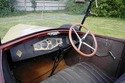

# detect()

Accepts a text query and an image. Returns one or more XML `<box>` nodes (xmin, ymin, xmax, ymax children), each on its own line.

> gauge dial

<box><xmin>41</xmin><ymin>41</ymin><xmax>48</xmax><ymax>48</ymax></box>
<box><xmin>51</xmin><ymin>39</ymin><xmax>57</xmax><ymax>46</ymax></box>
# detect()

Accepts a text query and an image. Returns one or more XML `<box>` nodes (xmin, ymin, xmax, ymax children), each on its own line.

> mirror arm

<box><xmin>79</xmin><ymin>0</ymin><xmax>94</xmax><ymax>30</ymax></box>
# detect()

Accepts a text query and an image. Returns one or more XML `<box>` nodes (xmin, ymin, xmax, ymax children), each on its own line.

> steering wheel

<box><xmin>69</xmin><ymin>24</ymin><xmax>97</xmax><ymax>57</ymax></box>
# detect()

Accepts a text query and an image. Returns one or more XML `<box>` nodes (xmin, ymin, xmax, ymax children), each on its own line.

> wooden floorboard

<box><xmin>13</xmin><ymin>57</ymin><xmax>68</xmax><ymax>83</ymax></box>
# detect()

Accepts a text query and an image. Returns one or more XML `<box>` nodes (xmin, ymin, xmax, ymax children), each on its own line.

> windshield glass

<box><xmin>0</xmin><ymin>0</ymin><xmax>125</xmax><ymax>44</ymax></box>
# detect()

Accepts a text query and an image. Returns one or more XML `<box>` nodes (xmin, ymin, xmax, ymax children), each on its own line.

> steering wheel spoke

<box><xmin>81</xmin><ymin>30</ymin><xmax>90</xmax><ymax>40</ymax></box>
<box><xmin>82</xmin><ymin>42</ymin><xmax>95</xmax><ymax>51</ymax></box>
<box><xmin>78</xmin><ymin>42</ymin><xmax>82</xmax><ymax>50</ymax></box>
<box><xmin>72</xmin><ymin>28</ymin><xmax>81</xmax><ymax>41</ymax></box>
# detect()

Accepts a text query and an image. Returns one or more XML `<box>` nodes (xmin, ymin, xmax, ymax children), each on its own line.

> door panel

<box><xmin>91</xmin><ymin>36</ymin><xmax>124</xmax><ymax>77</ymax></box>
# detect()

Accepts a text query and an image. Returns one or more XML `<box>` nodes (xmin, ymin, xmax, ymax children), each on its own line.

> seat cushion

<box><xmin>41</xmin><ymin>62</ymin><xmax>114</xmax><ymax>83</ymax></box>
<box><xmin>115</xmin><ymin>73</ymin><xmax>125</xmax><ymax>83</ymax></box>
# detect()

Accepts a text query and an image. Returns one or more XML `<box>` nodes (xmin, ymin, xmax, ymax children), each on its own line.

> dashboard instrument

<box><xmin>33</xmin><ymin>38</ymin><xmax>63</xmax><ymax>51</ymax></box>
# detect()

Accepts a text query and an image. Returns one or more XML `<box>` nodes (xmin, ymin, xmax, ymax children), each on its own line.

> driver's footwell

<box><xmin>13</xmin><ymin>58</ymin><xmax>68</xmax><ymax>83</ymax></box>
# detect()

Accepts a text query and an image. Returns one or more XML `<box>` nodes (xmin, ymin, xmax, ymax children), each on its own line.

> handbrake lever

<box><xmin>109</xmin><ymin>51</ymin><xmax>116</xmax><ymax>60</ymax></box>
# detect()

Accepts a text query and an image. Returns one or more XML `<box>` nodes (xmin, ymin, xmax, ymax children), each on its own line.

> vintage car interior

<box><xmin>0</xmin><ymin>0</ymin><xmax>125</xmax><ymax>83</ymax></box>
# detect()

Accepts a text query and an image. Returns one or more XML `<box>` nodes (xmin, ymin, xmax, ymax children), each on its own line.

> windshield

<box><xmin>0</xmin><ymin>0</ymin><xmax>125</xmax><ymax>44</ymax></box>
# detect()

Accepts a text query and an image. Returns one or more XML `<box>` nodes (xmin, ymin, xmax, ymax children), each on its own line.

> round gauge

<box><xmin>57</xmin><ymin>39</ymin><xmax>61</xmax><ymax>44</ymax></box>
<box><xmin>51</xmin><ymin>39</ymin><xmax>57</xmax><ymax>46</ymax></box>
<box><xmin>35</xmin><ymin>43</ymin><xmax>41</xmax><ymax>49</ymax></box>
<box><xmin>41</xmin><ymin>41</ymin><xmax>48</xmax><ymax>48</ymax></box>
<box><xmin>48</xmin><ymin>44</ymin><xmax>52</xmax><ymax>49</ymax></box>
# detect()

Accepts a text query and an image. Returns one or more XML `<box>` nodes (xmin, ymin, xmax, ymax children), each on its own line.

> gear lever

<box><xmin>49</xmin><ymin>45</ymin><xmax>64</xmax><ymax>76</ymax></box>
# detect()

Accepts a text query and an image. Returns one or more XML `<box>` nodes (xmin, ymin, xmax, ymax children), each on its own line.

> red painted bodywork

<box><xmin>0</xmin><ymin>29</ymin><xmax>69</xmax><ymax>51</ymax></box>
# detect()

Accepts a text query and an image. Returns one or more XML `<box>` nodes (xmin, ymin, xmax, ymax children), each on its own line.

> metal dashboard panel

<box><xmin>10</xmin><ymin>39</ymin><xmax>39</xmax><ymax>62</ymax></box>
<box><xmin>10</xmin><ymin>36</ymin><xmax>68</xmax><ymax>62</ymax></box>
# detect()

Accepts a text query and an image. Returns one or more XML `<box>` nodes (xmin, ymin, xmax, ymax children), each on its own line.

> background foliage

<box><xmin>66</xmin><ymin>0</ymin><xmax>87</xmax><ymax>14</ymax></box>
<box><xmin>0</xmin><ymin>0</ymin><xmax>16</xmax><ymax>17</ymax></box>
<box><xmin>66</xmin><ymin>0</ymin><xmax>125</xmax><ymax>18</ymax></box>
<box><xmin>92</xmin><ymin>0</ymin><xmax>125</xmax><ymax>18</ymax></box>
<box><xmin>0</xmin><ymin>0</ymin><xmax>125</xmax><ymax>18</ymax></box>
<box><xmin>30</xmin><ymin>0</ymin><xmax>37</xmax><ymax>11</ymax></box>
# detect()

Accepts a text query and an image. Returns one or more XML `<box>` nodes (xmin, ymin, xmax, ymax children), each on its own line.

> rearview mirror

<box><xmin>75</xmin><ymin>0</ymin><xmax>85</xmax><ymax>3</ymax></box>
